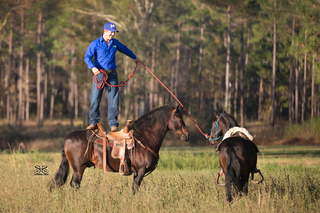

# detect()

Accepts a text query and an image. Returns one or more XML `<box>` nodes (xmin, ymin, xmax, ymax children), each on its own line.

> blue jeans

<box><xmin>89</xmin><ymin>72</ymin><xmax>119</xmax><ymax>128</ymax></box>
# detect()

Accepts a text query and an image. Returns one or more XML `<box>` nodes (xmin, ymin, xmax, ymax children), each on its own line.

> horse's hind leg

<box><xmin>252</xmin><ymin>168</ymin><xmax>264</xmax><ymax>184</ymax></box>
<box><xmin>70</xmin><ymin>165</ymin><xmax>87</xmax><ymax>190</ymax></box>
<box><xmin>49</xmin><ymin>148</ymin><xmax>70</xmax><ymax>191</ymax></box>
<box><xmin>241</xmin><ymin>174</ymin><xmax>250</xmax><ymax>196</ymax></box>
<box><xmin>225</xmin><ymin>172</ymin><xmax>233</xmax><ymax>202</ymax></box>
<box><xmin>132</xmin><ymin>166</ymin><xmax>146</xmax><ymax>195</ymax></box>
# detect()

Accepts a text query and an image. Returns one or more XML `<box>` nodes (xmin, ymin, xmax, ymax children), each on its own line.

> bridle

<box><xmin>209</xmin><ymin>114</ymin><xmax>224</xmax><ymax>141</ymax></box>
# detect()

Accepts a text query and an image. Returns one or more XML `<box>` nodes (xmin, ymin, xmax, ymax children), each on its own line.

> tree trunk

<box><xmin>6</xmin><ymin>21</ymin><xmax>13</xmax><ymax>125</ymax></box>
<box><xmin>124</xmin><ymin>56</ymin><xmax>129</xmax><ymax>121</ymax></box>
<box><xmin>0</xmin><ymin>41</ymin><xmax>3</xmax><ymax>119</ymax></box>
<box><xmin>289</xmin><ymin>14</ymin><xmax>295</xmax><ymax>125</ymax></box>
<box><xmin>240</xmin><ymin>24</ymin><xmax>244</xmax><ymax>127</ymax></box>
<box><xmin>69</xmin><ymin>41</ymin><xmax>76</xmax><ymax>127</ymax></box>
<box><xmin>25</xmin><ymin>58</ymin><xmax>29</xmax><ymax>121</ymax></box>
<box><xmin>302</xmin><ymin>31</ymin><xmax>307</xmax><ymax>122</ymax></box>
<box><xmin>14</xmin><ymin>57</ymin><xmax>18</xmax><ymax>126</ymax></box>
<box><xmin>233</xmin><ymin>63</ymin><xmax>238</xmax><ymax>119</ymax></box>
<box><xmin>68</xmin><ymin>71</ymin><xmax>75</xmax><ymax>127</ymax></box>
<box><xmin>198</xmin><ymin>19</ymin><xmax>204</xmax><ymax>116</ymax></box>
<box><xmin>18</xmin><ymin>9</ymin><xmax>24</xmax><ymax>126</ymax></box>
<box><xmin>174</xmin><ymin>22</ymin><xmax>180</xmax><ymax>103</ymax></box>
<box><xmin>43</xmin><ymin>63</ymin><xmax>47</xmax><ymax>119</ymax></box>
<box><xmin>225</xmin><ymin>5</ymin><xmax>231</xmax><ymax>112</ymax></box>
<box><xmin>149</xmin><ymin>23</ymin><xmax>156</xmax><ymax>111</ymax></box>
<box><xmin>170</xmin><ymin>27</ymin><xmax>177</xmax><ymax>104</ymax></box>
<box><xmin>311</xmin><ymin>55</ymin><xmax>315</xmax><ymax>121</ymax></box>
<box><xmin>75</xmin><ymin>75</ymin><xmax>78</xmax><ymax>119</ymax></box>
<box><xmin>13</xmin><ymin>55</ymin><xmax>19</xmax><ymax>127</ymax></box>
<box><xmin>295</xmin><ymin>49</ymin><xmax>299</xmax><ymax>123</ymax></box>
<box><xmin>258</xmin><ymin>78</ymin><xmax>263</xmax><ymax>121</ymax></box>
<box><xmin>271</xmin><ymin>0</ymin><xmax>277</xmax><ymax>128</ymax></box>
<box><xmin>83</xmin><ymin>70</ymin><xmax>90</xmax><ymax>127</ymax></box>
<box><xmin>134</xmin><ymin>77</ymin><xmax>138</xmax><ymax>120</ymax></box>
<box><xmin>50</xmin><ymin>58</ymin><xmax>56</xmax><ymax>121</ymax></box>
<box><xmin>154</xmin><ymin>38</ymin><xmax>160</xmax><ymax>108</ymax></box>
<box><xmin>37</xmin><ymin>10</ymin><xmax>43</xmax><ymax>128</ymax></box>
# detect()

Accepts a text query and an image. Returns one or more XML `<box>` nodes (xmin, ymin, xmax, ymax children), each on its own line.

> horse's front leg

<box><xmin>216</xmin><ymin>168</ymin><xmax>225</xmax><ymax>186</ymax></box>
<box><xmin>132</xmin><ymin>166</ymin><xmax>146</xmax><ymax>195</ymax></box>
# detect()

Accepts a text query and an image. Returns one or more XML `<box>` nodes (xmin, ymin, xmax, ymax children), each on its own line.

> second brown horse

<box><xmin>208</xmin><ymin>112</ymin><xmax>264</xmax><ymax>202</ymax></box>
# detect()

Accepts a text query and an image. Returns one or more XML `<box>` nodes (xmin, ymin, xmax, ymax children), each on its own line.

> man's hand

<box><xmin>134</xmin><ymin>57</ymin><xmax>139</xmax><ymax>63</ymax></box>
<box><xmin>92</xmin><ymin>67</ymin><xmax>100</xmax><ymax>75</ymax></box>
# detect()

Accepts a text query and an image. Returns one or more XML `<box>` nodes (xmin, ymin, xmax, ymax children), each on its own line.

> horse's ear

<box><xmin>223</xmin><ymin>110</ymin><xmax>227</xmax><ymax>114</ymax></box>
<box><xmin>212</xmin><ymin>111</ymin><xmax>219</xmax><ymax>119</ymax></box>
<box><xmin>175</xmin><ymin>104</ymin><xmax>180</xmax><ymax>111</ymax></box>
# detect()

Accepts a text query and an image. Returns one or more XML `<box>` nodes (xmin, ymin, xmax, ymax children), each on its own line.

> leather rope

<box><xmin>93</xmin><ymin>60</ymin><xmax>210</xmax><ymax>139</ymax></box>
<box><xmin>134</xmin><ymin>136</ymin><xmax>159</xmax><ymax>159</ymax></box>
<box><xmin>94</xmin><ymin>62</ymin><xmax>138</xmax><ymax>89</ymax></box>
<box><xmin>139</xmin><ymin>60</ymin><xmax>210</xmax><ymax>139</ymax></box>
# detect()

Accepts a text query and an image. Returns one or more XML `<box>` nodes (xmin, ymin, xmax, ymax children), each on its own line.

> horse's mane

<box><xmin>222</xmin><ymin>113</ymin><xmax>239</xmax><ymax>129</ymax></box>
<box><xmin>131</xmin><ymin>105</ymin><xmax>175</xmax><ymax>137</ymax></box>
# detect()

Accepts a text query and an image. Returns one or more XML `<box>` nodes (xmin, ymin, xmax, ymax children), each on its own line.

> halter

<box><xmin>209</xmin><ymin>114</ymin><xmax>224</xmax><ymax>141</ymax></box>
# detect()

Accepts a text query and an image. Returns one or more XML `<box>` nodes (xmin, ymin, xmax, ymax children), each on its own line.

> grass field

<box><xmin>0</xmin><ymin>146</ymin><xmax>319</xmax><ymax>213</ymax></box>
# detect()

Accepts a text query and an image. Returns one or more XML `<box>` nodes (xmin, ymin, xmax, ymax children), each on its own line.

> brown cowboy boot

<box><xmin>111</xmin><ymin>126</ymin><xmax>119</xmax><ymax>132</ymax></box>
<box><xmin>86</xmin><ymin>124</ymin><xmax>97</xmax><ymax>130</ymax></box>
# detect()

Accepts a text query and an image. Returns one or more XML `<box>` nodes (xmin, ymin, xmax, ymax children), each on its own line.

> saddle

<box><xmin>85</xmin><ymin>120</ymin><xmax>134</xmax><ymax>175</ymax></box>
<box><xmin>216</xmin><ymin>127</ymin><xmax>259</xmax><ymax>153</ymax></box>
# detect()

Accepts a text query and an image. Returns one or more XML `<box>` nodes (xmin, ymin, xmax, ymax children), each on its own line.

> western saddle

<box><xmin>85</xmin><ymin>120</ymin><xmax>134</xmax><ymax>175</ymax></box>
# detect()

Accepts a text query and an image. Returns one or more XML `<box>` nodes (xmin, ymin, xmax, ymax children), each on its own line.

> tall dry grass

<box><xmin>0</xmin><ymin>147</ymin><xmax>319</xmax><ymax>212</ymax></box>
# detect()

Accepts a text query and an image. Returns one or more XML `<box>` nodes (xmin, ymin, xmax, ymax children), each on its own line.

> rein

<box><xmin>134</xmin><ymin>136</ymin><xmax>159</xmax><ymax>159</ymax></box>
<box><xmin>209</xmin><ymin>114</ymin><xmax>224</xmax><ymax>141</ymax></box>
<box><xmin>134</xmin><ymin>136</ymin><xmax>159</xmax><ymax>177</ymax></box>
<box><xmin>94</xmin><ymin>60</ymin><xmax>210</xmax><ymax>139</ymax></box>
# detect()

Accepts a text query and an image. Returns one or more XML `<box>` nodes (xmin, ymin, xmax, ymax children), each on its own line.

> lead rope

<box><xmin>138</xmin><ymin>60</ymin><xmax>210</xmax><ymax>139</ymax></box>
<box><xmin>94</xmin><ymin>60</ymin><xmax>210</xmax><ymax>139</ymax></box>
<box><xmin>94</xmin><ymin>62</ymin><xmax>139</xmax><ymax>89</ymax></box>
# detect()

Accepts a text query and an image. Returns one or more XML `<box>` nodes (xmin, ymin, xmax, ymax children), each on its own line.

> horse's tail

<box><xmin>49</xmin><ymin>148</ymin><xmax>70</xmax><ymax>191</ymax></box>
<box><xmin>225</xmin><ymin>147</ymin><xmax>241</xmax><ymax>202</ymax></box>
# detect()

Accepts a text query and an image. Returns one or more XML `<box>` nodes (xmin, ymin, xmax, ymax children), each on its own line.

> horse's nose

<box><xmin>182</xmin><ymin>132</ymin><xmax>190</xmax><ymax>142</ymax></box>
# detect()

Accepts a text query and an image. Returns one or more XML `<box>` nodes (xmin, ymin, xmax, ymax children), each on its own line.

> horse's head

<box><xmin>168</xmin><ymin>105</ymin><xmax>190</xmax><ymax>142</ymax></box>
<box><xmin>208</xmin><ymin>113</ymin><xmax>226</xmax><ymax>144</ymax></box>
<box><xmin>208</xmin><ymin>112</ymin><xmax>239</xmax><ymax>145</ymax></box>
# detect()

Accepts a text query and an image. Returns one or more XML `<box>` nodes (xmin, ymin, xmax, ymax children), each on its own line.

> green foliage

<box><xmin>0</xmin><ymin>0</ymin><xmax>319</xmax><ymax>125</ymax></box>
<box><xmin>158</xmin><ymin>148</ymin><xmax>220</xmax><ymax>170</ymax></box>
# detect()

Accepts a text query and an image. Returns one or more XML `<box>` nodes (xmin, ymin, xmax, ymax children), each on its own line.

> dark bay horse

<box><xmin>208</xmin><ymin>112</ymin><xmax>263</xmax><ymax>202</ymax></box>
<box><xmin>49</xmin><ymin>105</ymin><xmax>190</xmax><ymax>194</ymax></box>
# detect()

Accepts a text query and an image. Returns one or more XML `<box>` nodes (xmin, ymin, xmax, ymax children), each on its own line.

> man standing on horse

<box><xmin>84</xmin><ymin>22</ymin><xmax>139</xmax><ymax>132</ymax></box>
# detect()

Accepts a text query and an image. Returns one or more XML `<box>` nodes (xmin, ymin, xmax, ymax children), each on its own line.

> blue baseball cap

<box><xmin>104</xmin><ymin>22</ymin><xmax>119</xmax><ymax>32</ymax></box>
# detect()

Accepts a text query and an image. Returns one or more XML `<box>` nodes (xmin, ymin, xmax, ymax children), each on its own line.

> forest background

<box><xmin>1</xmin><ymin>0</ymin><xmax>320</xmax><ymax>149</ymax></box>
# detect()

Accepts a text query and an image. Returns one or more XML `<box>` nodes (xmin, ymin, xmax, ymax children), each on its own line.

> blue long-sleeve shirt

<box><xmin>84</xmin><ymin>35</ymin><xmax>136</xmax><ymax>70</ymax></box>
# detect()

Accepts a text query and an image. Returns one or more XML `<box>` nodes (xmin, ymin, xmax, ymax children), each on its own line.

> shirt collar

<box><xmin>100</xmin><ymin>35</ymin><xmax>113</xmax><ymax>44</ymax></box>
